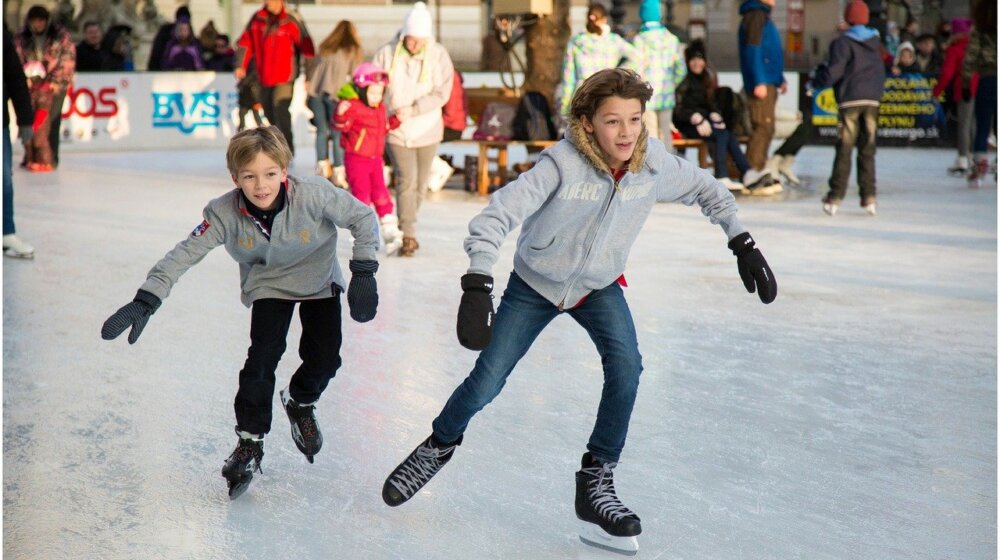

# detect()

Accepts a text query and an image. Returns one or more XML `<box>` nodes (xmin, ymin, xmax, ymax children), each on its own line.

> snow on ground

<box><xmin>3</xmin><ymin>144</ymin><xmax>996</xmax><ymax>559</ymax></box>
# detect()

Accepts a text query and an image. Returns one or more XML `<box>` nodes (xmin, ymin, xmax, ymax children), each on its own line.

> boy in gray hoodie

<box><xmin>101</xmin><ymin>126</ymin><xmax>381</xmax><ymax>499</ymax></box>
<box><xmin>381</xmin><ymin>68</ymin><xmax>777</xmax><ymax>553</ymax></box>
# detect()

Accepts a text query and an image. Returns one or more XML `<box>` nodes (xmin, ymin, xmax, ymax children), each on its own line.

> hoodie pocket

<box><xmin>519</xmin><ymin>235</ymin><xmax>574</xmax><ymax>282</ymax></box>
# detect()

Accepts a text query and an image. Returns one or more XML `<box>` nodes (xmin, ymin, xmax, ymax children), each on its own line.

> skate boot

<box><xmin>743</xmin><ymin>169</ymin><xmax>782</xmax><ymax>196</ymax></box>
<box><xmin>968</xmin><ymin>155</ymin><xmax>990</xmax><ymax>188</ymax></box>
<box><xmin>576</xmin><ymin>452</ymin><xmax>641</xmax><ymax>556</ymax></box>
<box><xmin>382</xmin><ymin>434</ymin><xmax>462</xmax><ymax>506</ymax></box>
<box><xmin>822</xmin><ymin>196</ymin><xmax>840</xmax><ymax>216</ymax></box>
<box><xmin>380</xmin><ymin>214</ymin><xmax>404</xmax><ymax>255</ymax></box>
<box><xmin>948</xmin><ymin>155</ymin><xmax>971</xmax><ymax>176</ymax></box>
<box><xmin>3</xmin><ymin>234</ymin><xmax>35</xmax><ymax>259</ymax></box>
<box><xmin>315</xmin><ymin>159</ymin><xmax>332</xmax><ymax>180</ymax></box>
<box><xmin>332</xmin><ymin>165</ymin><xmax>348</xmax><ymax>189</ymax></box>
<box><xmin>776</xmin><ymin>155</ymin><xmax>800</xmax><ymax>185</ymax></box>
<box><xmin>280</xmin><ymin>388</ymin><xmax>322</xmax><ymax>463</ymax></box>
<box><xmin>221</xmin><ymin>428</ymin><xmax>264</xmax><ymax>500</ymax></box>
<box><xmin>861</xmin><ymin>196</ymin><xmax>877</xmax><ymax>216</ymax></box>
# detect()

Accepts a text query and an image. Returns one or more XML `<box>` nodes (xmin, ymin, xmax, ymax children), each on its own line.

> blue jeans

<box><xmin>432</xmin><ymin>272</ymin><xmax>644</xmax><ymax>463</ymax></box>
<box><xmin>307</xmin><ymin>95</ymin><xmax>343</xmax><ymax>166</ymax></box>
<box><xmin>973</xmin><ymin>75</ymin><xmax>997</xmax><ymax>154</ymax></box>
<box><xmin>3</xmin><ymin>128</ymin><xmax>15</xmax><ymax>236</ymax></box>
<box><xmin>711</xmin><ymin>128</ymin><xmax>750</xmax><ymax>179</ymax></box>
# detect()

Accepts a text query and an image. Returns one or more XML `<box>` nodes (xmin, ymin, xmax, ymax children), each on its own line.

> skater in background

<box><xmin>382</xmin><ymin>68</ymin><xmax>777</xmax><ymax>554</ymax></box>
<box><xmin>100</xmin><ymin>126</ymin><xmax>381</xmax><ymax>499</ymax></box>
<box><xmin>673</xmin><ymin>39</ymin><xmax>762</xmax><ymax>194</ymax></box>
<box><xmin>932</xmin><ymin>17</ymin><xmax>977</xmax><ymax>177</ymax></box>
<box><xmin>812</xmin><ymin>0</ymin><xmax>886</xmax><ymax>216</ymax></box>
<box><xmin>333</xmin><ymin>63</ymin><xmax>404</xmax><ymax>255</ymax></box>
<box><xmin>629</xmin><ymin>0</ymin><xmax>686</xmax><ymax>143</ymax></box>
<box><xmin>306</xmin><ymin>19</ymin><xmax>362</xmax><ymax>186</ymax></box>
<box><xmin>159</xmin><ymin>17</ymin><xmax>203</xmax><ymax>71</ymax></box>
<box><xmin>236</xmin><ymin>62</ymin><xmax>266</xmax><ymax>131</ymax></box>
<box><xmin>4</xmin><ymin>26</ymin><xmax>36</xmax><ymax>259</ymax></box>
<box><xmin>372</xmin><ymin>1</ymin><xmax>454</xmax><ymax>257</ymax></box>
<box><xmin>963</xmin><ymin>0</ymin><xmax>996</xmax><ymax>188</ymax></box>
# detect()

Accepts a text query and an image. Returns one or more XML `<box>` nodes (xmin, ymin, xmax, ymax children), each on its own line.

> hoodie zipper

<box><xmin>556</xmin><ymin>172</ymin><xmax>621</xmax><ymax>310</ymax></box>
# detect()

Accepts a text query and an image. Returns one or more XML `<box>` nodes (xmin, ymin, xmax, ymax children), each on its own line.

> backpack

<box><xmin>473</xmin><ymin>101</ymin><xmax>517</xmax><ymax>141</ymax></box>
<box><xmin>713</xmin><ymin>86</ymin><xmax>753</xmax><ymax>138</ymax></box>
<box><xmin>512</xmin><ymin>91</ymin><xmax>557</xmax><ymax>141</ymax></box>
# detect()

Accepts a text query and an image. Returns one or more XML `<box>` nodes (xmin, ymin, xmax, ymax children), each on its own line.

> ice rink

<box><xmin>3</xmin><ymin>144</ymin><xmax>996</xmax><ymax>559</ymax></box>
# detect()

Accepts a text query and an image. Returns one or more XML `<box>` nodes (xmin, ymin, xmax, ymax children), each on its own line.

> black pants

<box><xmin>49</xmin><ymin>89</ymin><xmax>66</xmax><ymax>167</ymax></box>
<box><xmin>261</xmin><ymin>82</ymin><xmax>295</xmax><ymax>155</ymax></box>
<box><xmin>827</xmin><ymin>105</ymin><xmax>878</xmax><ymax>203</ymax></box>
<box><xmin>234</xmin><ymin>296</ymin><xmax>342</xmax><ymax>435</ymax></box>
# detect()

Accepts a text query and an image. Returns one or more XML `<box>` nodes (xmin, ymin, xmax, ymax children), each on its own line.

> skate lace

<box><xmin>230</xmin><ymin>441</ymin><xmax>263</xmax><ymax>474</ymax></box>
<box><xmin>582</xmin><ymin>462</ymin><xmax>636</xmax><ymax>523</ymax></box>
<box><xmin>390</xmin><ymin>441</ymin><xmax>456</xmax><ymax>497</ymax></box>
<box><xmin>294</xmin><ymin>407</ymin><xmax>319</xmax><ymax>439</ymax></box>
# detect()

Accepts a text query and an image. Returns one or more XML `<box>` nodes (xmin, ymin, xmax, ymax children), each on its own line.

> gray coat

<box><xmin>306</xmin><ymin>49</ymin><xmax>357</xmax><ymax>99</ymax></box>
<box><xmin>140</xmin><ymin>174</ymin><xmax>379</xmax><ymax>307</ymax></box>
<box><xmin>465</xmin><ymin>120</ymin><xmax>745</xmax><ymax>308</ymax></box>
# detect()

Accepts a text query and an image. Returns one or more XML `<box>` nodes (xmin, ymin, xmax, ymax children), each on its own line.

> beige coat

<box><xmin>372</xmin><ymin>37</ymin><xmax>454</xmax><ymax>148</ymax></box>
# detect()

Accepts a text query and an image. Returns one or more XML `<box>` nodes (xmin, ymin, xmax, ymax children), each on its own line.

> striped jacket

<box><xmin>556</xmin><ymin>31</ymin><xmax>639</xmax><ymax>115</ymax></box>
<box><xmin>629</xmin><ymin>25</ymin><xmax>687</xmax><ymax>111</ymax></box>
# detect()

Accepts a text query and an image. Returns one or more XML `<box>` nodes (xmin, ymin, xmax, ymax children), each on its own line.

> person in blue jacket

<box><xmin>380</xmin><ymin>68</ymin><xmax>778</xmax><ymax>552</ymax></box>
<box><xmin>738</xmin><ymin>0</ymin><xmax>786</xmax><ymax>194</ymax></box>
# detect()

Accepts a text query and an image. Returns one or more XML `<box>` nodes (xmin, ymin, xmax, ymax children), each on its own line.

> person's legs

<box><xmin>28</xmin><ymin>89</ymin><xmax>54</xmax><ymax>167</ymax></box>
<box><xmin>567</xmin><ymin>282</ymin><xmax>643</xmax><ymax>463</ymax></box>
<box><xmin>657</xmin><ymin>108</ymin><xmax>673</xmax><ymax>144</ymax></box>
<box><xmin>413</xmin><ymin>143</ymin><xmax>438</xmax><ymax>213</ymax></box>
<box><xmin>956</xmin><ymin>98</ymin><xmax>974</xmax><ymax>162</ymax></box>
<box><xmin>48</xmin><ymin>88</ymin><xmax>66</xmax><ymax>167</ymax></box>
<box><xmin>856</xmin><ymin>106</ymin><xmax>879</xmax><ymax>204</ymax></box>
<box><xmin>826</xmin><ymin>107</ymin><xmax>862</xmax><ymax>203</ymax></box>
<box><xmin>745</xmin><ymin>85</ymin><xmax>777</xmax><ymax>170</ymax></box>
<box><xmin>287</xmin><ymin>296</ymin><xmax>342</xmax><ymax>404</ymax></box>
<box><xmin>307</xmin><ymin>95</ymin><xmax>331</xmax><ymax>162</ymax></box>
<box><xmin>344</xmin><ymin>153</ymin><xmax>374</xmax><ymax>205</ymax></box>
<box><xmin>367</xmin><ymin>154</ymin><xmax>396</xmax><ymax>218</ymax></box>
<box><xmin>234</xmin><ymin>299</ymin><xmax>296</xmax><ymax>434</ymax></box>
<box><xmin>263</xmin><ymin>83</ymin><xmax>295</xmax><ymax>155</ymax></box>
<box><xmin>725</xmin><ymin>128</ymin><xmax>752</xmax><ymax>176</ymax></box>
<box><xmin>710</xmin><ymin>128</ymin><xmax>731</xmax><ymax>178</ymax></box>
<box><xmin>972</xmin><ymin>75</ymin><xmax>997</xmax><ymax>154</ymax></box>
<box><xmin>431</xmin><ymin>272</ymin><xmax>561</xmax><ymax>444</ymax></box>
<box><xmin>387</xmin><ymin>144</ymin><xmax>418</xmax><ymax>237</ymax></box>
<box><xmin>3</xmin><ymin>128</ymin><xmax>14</xmax><ymax>236</ymax></box>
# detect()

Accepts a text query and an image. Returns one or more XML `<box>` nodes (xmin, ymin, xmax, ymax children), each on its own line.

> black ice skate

<box><xmin>280</xmin><ymin>388</ymin><xmax>322</xmax><ymax>463</ymax></box>
<box><xmin>221</xmin><ymin>428</ymin><xmax>264</xmax><ymax>500</ymax></box>
<box><xmin>382</xmin><ymin>434</ymin><xmax>462</xmax><ymax>507</ymax></box>
<box><xmin>575</xmin><ymin>452</ymin><xmax>641</xmax><ymax>556</ymax></box>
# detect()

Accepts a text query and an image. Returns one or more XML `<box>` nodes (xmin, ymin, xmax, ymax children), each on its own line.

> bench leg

<box><xmin>478</xmin><ymin>143</ymin><xmax>490</xmax><ymax>196</ymax></box>
<box><xmin>497</xmin><ymin>146</ymin><xmax>508</xmax><ymax>187</ymax></box>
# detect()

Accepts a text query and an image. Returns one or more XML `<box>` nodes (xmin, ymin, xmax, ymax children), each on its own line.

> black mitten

<box><xmin>101</xmin><ymin>289</ymin><xmax>162</xmax><ymax>344</ymax></box>
<box><xmin>728</xmin><ymin>232</ymin><xmax>777</xmax><ymax>304</ymax></box>
<box><xmin>457</xmin><ymin>273</ymin><xmax>495</xmax><ymax>350</ymax></box>
<box><xmin>347</xmin><ymin>259</ymin><xmax>379</xmax><ymax>322</ymax></box>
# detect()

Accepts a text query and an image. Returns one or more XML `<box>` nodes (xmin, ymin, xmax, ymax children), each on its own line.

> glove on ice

<box><xmin>728</xmin><ymin>232</ymin><xmax>777</xmax><ymax>304</ymax></box>
<box><xmin>347</xmin><ymin>259</ymin><xmax>379</xmax><ymax>322</ymax></box>
<box><xmin>101</xmin><ymin>289</ymin><xmax>162</xmax><ymax>344</ymax></box>
<box><xmin>457</xmin><ymin>273</ymin><xmax>495</xmax><ymax>350</ymax></box>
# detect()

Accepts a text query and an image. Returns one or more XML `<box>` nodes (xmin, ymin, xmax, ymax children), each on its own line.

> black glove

<box><xmin>457</xmin><ymin>273</ymin><xmax>495</xmax><ymax>350</ymax></box>
<box><xmin>101</xmin><ymin>289</ymin><xmax>162</xmax><ymax>344</ymax></box>
<box><xmin>347</xmin><ymin>259</ymin><xmax>379</xmax><ymax>322</ymax></box>
<box><xmin>728</xmin><ymin>232</ymin><xmax>777</xmax><ymax>304</ymax></box>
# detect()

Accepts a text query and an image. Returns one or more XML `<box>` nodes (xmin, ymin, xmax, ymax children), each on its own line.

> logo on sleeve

<box><xmin>191</xmin><ymin>220</ymin><xmax>211</xmax><ymax>237</ymax></box>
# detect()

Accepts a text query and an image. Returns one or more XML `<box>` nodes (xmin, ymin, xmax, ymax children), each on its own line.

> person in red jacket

<box><xmin>234</xmin><ymin>0</ymin><xmax>314</xmax><ymax>155</ymax></box>
<box><xmin>932</xmin><ymin>17</ymin><xmax>978</xmax><ymax>176</ymax></box>
<box><xmin>334</xmin><ymin>63</ymin><xmax>403</xmax><ymax>254</ymax></box>
<box><xmin>442</xmin><ymin>69</ymin><xmax>468</xmax><ymax>141</ymax></box>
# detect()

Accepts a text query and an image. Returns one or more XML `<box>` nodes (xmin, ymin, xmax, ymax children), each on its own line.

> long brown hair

<box><xmin>319</xmin><ymin>20</ymin><xmax>362</xmax><ymax>63</ymax></box>
<box><xmin>585</xmin><ymin>3</ymin><xmax>608</xmax><ymax>35</ymax></box>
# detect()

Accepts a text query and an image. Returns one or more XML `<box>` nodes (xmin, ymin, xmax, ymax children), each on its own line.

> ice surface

<box><xmin>3</xmin><ymin>145</ymin><xmax>996</xmax><ymax>559</ymax></box>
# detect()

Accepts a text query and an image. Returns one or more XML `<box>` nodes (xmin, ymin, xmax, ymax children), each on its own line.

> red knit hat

<box><xmin>844</xmin><ymin>0</ymin><xmax>869</xmax><ymax>25</ymax></box>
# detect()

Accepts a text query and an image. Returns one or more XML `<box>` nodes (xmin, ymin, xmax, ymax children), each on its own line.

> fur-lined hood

<box><xmin>564</xmin><ymin>117</ymin><xmax>650</xmax><ymax>177</ymax></box>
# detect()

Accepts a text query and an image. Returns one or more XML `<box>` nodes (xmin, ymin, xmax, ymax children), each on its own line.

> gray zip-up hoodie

<box><xmin>140</xmin><ymin>174</ymin><xmax>379</xmax><ymax>307</ymax></box>
<box><xmin>465</xmin><ymin>120</ymin><xmax>746</xmax><ymax>308</ymax></box>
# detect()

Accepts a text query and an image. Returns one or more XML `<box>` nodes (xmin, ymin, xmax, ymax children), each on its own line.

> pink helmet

<box><xmin>352</xmin><ymin>63</ymin><xmax>389</xmax><ymax>87</ymax></box>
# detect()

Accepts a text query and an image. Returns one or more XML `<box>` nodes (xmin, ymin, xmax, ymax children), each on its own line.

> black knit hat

<box><xmin>684</xmin><ymin>39</ymin><xmax>706</xmax><ymax>63</ymax></box>
<box><xmin>26</xmin><ymin>5</ymin><xmax>50</xmax><ymax>21</ymax></box>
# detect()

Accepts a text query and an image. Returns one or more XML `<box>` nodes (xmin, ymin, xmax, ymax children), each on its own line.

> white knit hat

<box><xmin>402</xmin><ymin>1</ymin><xmax>433</xmax><ymax>38</ymax></box>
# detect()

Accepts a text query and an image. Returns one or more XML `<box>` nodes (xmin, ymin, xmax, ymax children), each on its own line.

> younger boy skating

<box><xmin>381</xmin><ymin>68</ymin><xmax>777</xmax><ymax>555</ymax></box>
<box><xmin>101</xmin><ymin>126</ymin><xmax>381</xmax><ymax>499</ymax></box>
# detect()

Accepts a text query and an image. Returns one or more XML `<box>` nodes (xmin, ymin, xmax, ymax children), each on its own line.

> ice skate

<box><xmin>861</xmin><ymin>197</ymin><xmax>877</xmax><ymax>216</ymax></box>
<box><xmin>743</xmin><ymin>169</ymin><xmax>782</xmax><ymax>196</ymax></box>
<box><xmin>379</xmin><ymin>214</ymin><xmax>404</xmax><ymax>256</ymax></box>
<box><xmin>315</xmin><ymin>159</ymin><xmax>332</xmax><ymax>180</ymax></box>
<box><xmin>280</xmin><ymin>388</ymin><xmax>322</xmax><ymax>463</ymax></box>
<box><xmin>575</xmin><ymin>452</ymin><xmax>641</xmax><ymax>556</ymax></box>
<box><xmin>968</xmin><ymin>156</ymin><xmax>990</xmax><ymax>189</ymax></box>
<box><xmin>332</xmin><ymin>165</ymin><xmax>348</xmax><ymax>189</ymax></box>
<box><xmin>3</xmin><ymin>234</ymin><xmax>35</xmax><ymax>259</ymax></box>
<box><xmin>718</xmin><ymin>177</ymin><xmax>747</xmax><ymax>194</ymax></box>
<box><xmin>382</xmin><ymin>434</ymin><xmax>462</xmax><ymax>506</ymax></box>
<box><xmin>776</xmin><ymin>155</ymin><xmax>801</xmax><ymax>185</ymax></box>
<box><xmin>822</xmin><ymin>196</ymin><xmax>840</xmax><ymax>216</ymax></box>
<box><xmin>221</xmin><ymin>428</ymin><xmax>264</xmax><ymax>500</ymax></box>
<box><xmin>947</xmin><ymin>156</ymin><xmax>970</xmax><ymax>177</ymax></box>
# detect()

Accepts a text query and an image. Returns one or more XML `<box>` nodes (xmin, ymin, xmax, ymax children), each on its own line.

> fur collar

<box><xmin>566</xmin><ymin>117</ymin><xmax>649</xmax><ymax>176</ymax></box>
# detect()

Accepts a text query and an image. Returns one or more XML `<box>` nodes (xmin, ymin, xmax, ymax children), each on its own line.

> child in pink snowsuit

<box><xmin>334</xmin><ymin>63</ymin><xmax>403</xmax><ymax>253</ymax></box>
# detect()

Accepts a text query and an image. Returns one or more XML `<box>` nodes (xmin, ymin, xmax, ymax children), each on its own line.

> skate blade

<box><xmin>578</xmin><ymin>522</ymin><xmax>639</xmax><ymax>556</ymax></box>
<box><xmin>306</xmin><ymin>455</ymin><xmax>314</xmax><ymax>464</ymax></box>
<box><xmin>227</xmin><ymin>477</ymin><xmax>252</xmax><ymax>500</ymax></box>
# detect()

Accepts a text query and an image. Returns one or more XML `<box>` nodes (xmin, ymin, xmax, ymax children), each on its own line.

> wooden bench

<box><xmin>447</xmin><ymin>139</ymin><xmax>557</xmax><ymax>195</ymax></box>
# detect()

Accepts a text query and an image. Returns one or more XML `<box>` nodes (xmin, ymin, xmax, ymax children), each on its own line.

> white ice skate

<box><xmin>380</xmin><ymin>214</ymin><xmax>404</xmax><ymax>256</ymax></box>
<box><xmin>578</xmin><ymin>520</ymin><xmax>640</xmax><ymax>556</ymax></box>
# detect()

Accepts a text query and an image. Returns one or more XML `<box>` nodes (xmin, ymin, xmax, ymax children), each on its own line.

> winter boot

<box><xmin>576</xmin><ymin>452</ymin><xmax>641</xmax><ymax>555</ymax></box>
<box><xmin>315</xmin><ymin>159</ymin><xmax>332</xmax><ymax>180</ymax></box>
<box><xmin>399</xmin><ymin>236</ymin><xmax>419</xmax><ymax>257</ymax></box>
<box><xmin>3</xmin><ymin>234</ymin><xmax>35</xmax><ymax>259</ymax></box>
<box><xmin>382</xmin><ymin>434</ymin><xmax>462</xmax><ymax>507</ymax></box>
<box><xmin>221</xmin><ymin>427</ymin><xmax>264</xmax><ymax>500</ymax></box>
<box><xmin>280</xmin><ymin>388</ymin><xmax>322</xmax><ymax>463</ymax></box>
<box><xmin>380</xmin><ymin>214</ymin><xmax>404</xmax><ymax>255</ymax></box>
